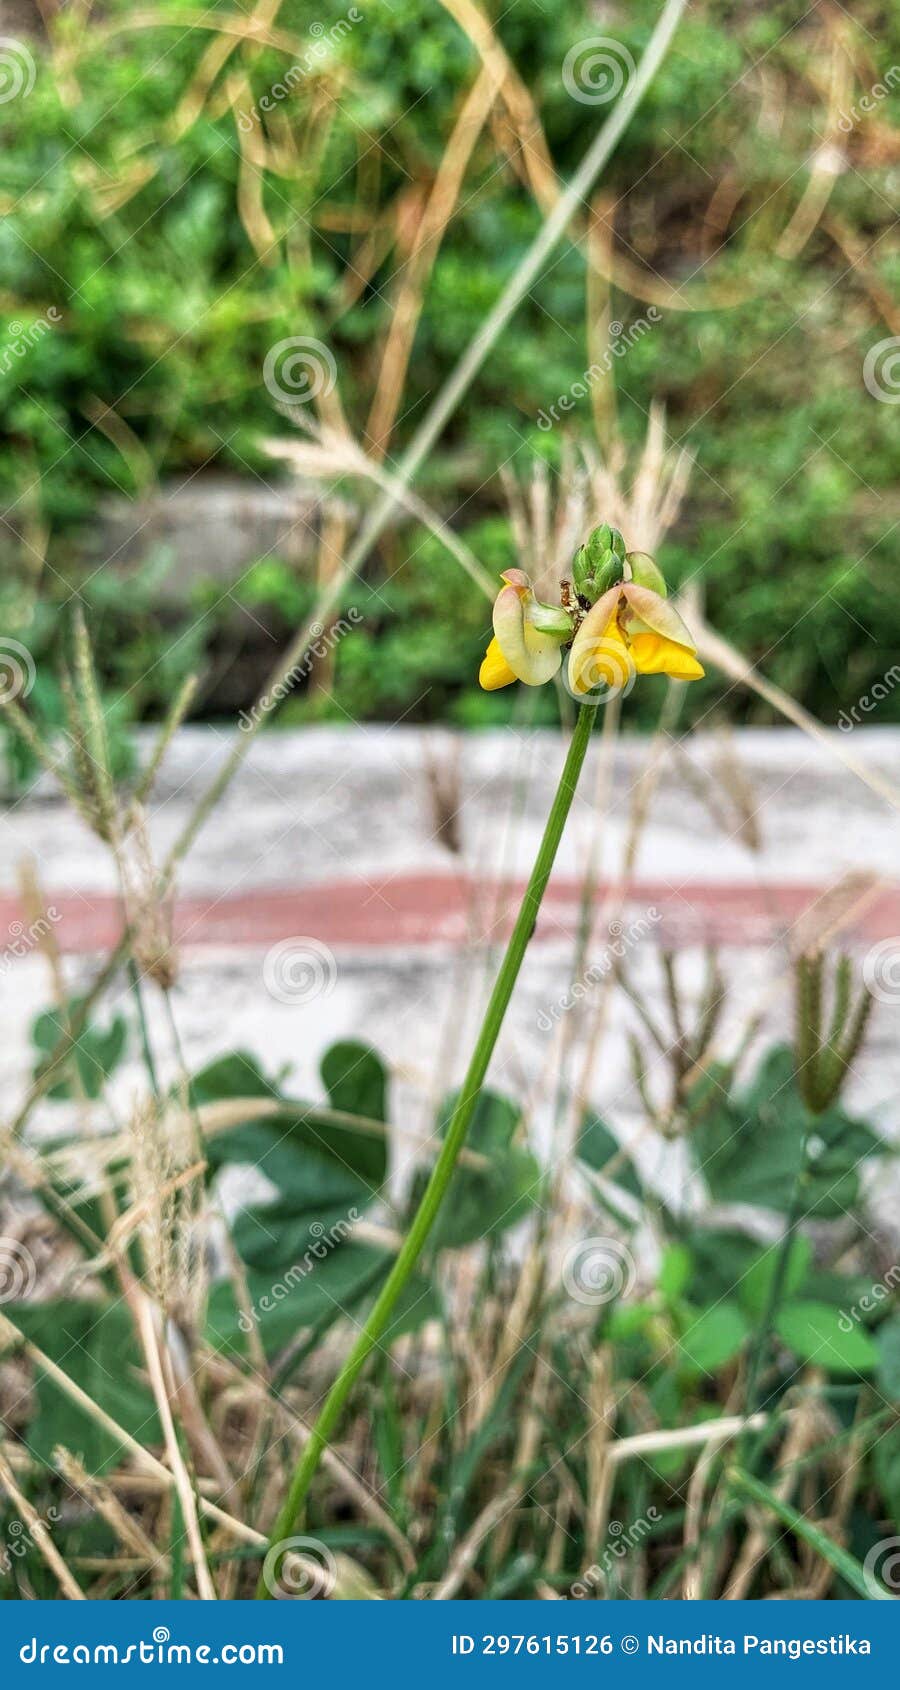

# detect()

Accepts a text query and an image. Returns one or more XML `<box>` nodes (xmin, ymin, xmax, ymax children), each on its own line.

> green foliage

<box><xmin>577</xmin><ymin>1112</ymin><xmax>642</xmax><ymax>1199</ymax></box>
<box><xmin>6</xmin><ymin>1302</ymin><xmax>159</xmax><ymax>1472</ymax></box>
<box><xmin>413</xmin><ymin>1087</ymin><xmax>540</xmax><ymax>1249</ymax></box>
<box><xmin>774</xmin><ymin>1302</ymin><xmax>879</xmax><ymax>1376</ymax></box>
<box><xmin>31</xmin><ymin>997</ymin><xmax>128</xmax><ymax>1101</ymax></box>
<box><xmin>9</xmin><ymin>1008</ymin><xmax>900</xmax><ymax>1594</ymax></box>
<box><xmin>193</xmin><ymin>1047</ymin><xmax>539</xmax><ymax>1357</ymax></box>
<box><xmin>687</xmin><ymin>1045</ymin><xmax>885</xmax><ymax>1217</ymax></box>
<box><xmin>677</xmin><ymin>1303</ymin><xmax>749</xmax><ymax>1377</ymax></box>
<box><xmin>1</xmin><ymin>0</ymin><xmax>897</xmax><ymax>733</ymax></box>
<box><xmin>875</xmin><ymin>1316</ymin><xmax>900</xmax><ymax>1401</ymax></box>
<box><xmin>739</xmin><ymin>1235</ymin><xmax>813</xmax><ymax>1320</ymax></box>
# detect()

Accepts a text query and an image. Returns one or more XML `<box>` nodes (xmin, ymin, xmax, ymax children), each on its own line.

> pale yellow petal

<box><xmin>567</xmin><ymin>617</ymin><xmax>634</xmax><ymax>696</ymax></box>
<box><xmin>621</xmin><ymin>583</ymin><xmax>697</xmax><ymax>651</ymax></box>
<box><xmin>492</xmin><ymin>584</ymin><xmax>563</xmax><ymax>686</ymax></box>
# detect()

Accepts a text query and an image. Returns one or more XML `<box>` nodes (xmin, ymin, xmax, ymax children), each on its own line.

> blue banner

<box><xmin>1</xmin><ymin>1600</ymin><xmax>896</xmax><ymax>1685</ymax></box>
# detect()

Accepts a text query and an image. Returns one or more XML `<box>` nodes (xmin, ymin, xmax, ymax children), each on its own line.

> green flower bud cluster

<box><xmin>572</xmin><ymin>524</ymin><xmax>626</xmax><ymax>604</ymax></box>
<box><xmin>572</xmin><ymin>526</ymin><xmax>669</xmax><ymax>604</ymax></box>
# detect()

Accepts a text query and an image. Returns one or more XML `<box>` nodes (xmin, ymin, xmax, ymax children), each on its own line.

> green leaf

<box><xmin>413</xmin><ymin>1087</ymin><xmax>538</xmax><ymax>1248</ymax></box>
<box><xmin>876</xmin><ymin>1315</ymin><xmax>900</xmax><ymax>1400</ymax></box>
<box><xmin>321</xmin><ymin>1040</ymin><xmax>386</xmax><ymax>1121</ymax></box>
<box><xmin>439</xmin><ymin>1086</ymin><xmax>520</xmax><ymax>1154</ymax></box>
<box><xmin>775</xmin><ymin>1301</ymin><xmax>879</xmax><ymax>1374</ymax></box>
<box><xmin>606</xmin><ymin>1302</ymin><xmax>655</xmax><ymax>1340</ymax></box>
<box><xmin>206</xmin><ymin>1248</ymin><xmax>437</xmax><ymax>1359</ymax></box>
<box><xmin>738</xmin><ymin>1235</ymin><xmax>812</xmax><ymax>1319</ymax></box>
<box><xmin>318</xmin><ymin>1040</ymin><xmax>388</xmax><ymax>1185</ymax></box>
<box><xmin>207</xmin><ymin>1244</ymin><xmax>389</xmax><ymax>1358</ymax></box>
<box><xmin>690</xmin><ymin>1045</ymin><xmax>883</xmax><ymax>1216</ymax></box>
<box><xmin>874</xmin><ymin>1429</ymin><xmax>900</xmax><ymax>1531</ymax></box>
<box><xmin>678</xmin><ymin>1302</ymin><xmax>748</xmax><ymax>1375</ymax></box>
<box><xmin>658</xmin><ymin>1243</ymin><xmax>693</xmax><ymax>1302</ymax></box>
<box><xmin>683</xmin><ymin>1228</ymin><xmax>763</xmax><ymax>1305</ymax></box>
<box><xmin>198</xmin><ymin>1048</ymin><xmax>388</xmax><ymax>1196</ymax></box>
<box><xmin>189</xmin><ymin>1049</ymin><xmax>280</xmax><ymax>1106</ymax></box>
<box><xmin>423</xmin><ymin>1146</ymin><xmax>540</xmax><ymax>1250</ymax></box>
<box><xmin>6</xmin><ymin>1301</ymin><xmax>159</xmax><ymax>1473</ymax></box>
<box><xmin>577</xmin><ymin>1113</ymin><xmax>642</xmax><ymax>1197</ymax></box>
<box><xmin>32</xmin><ymin>1000</ymin><xmax>127</xmax><ymax>1101</ymax></box>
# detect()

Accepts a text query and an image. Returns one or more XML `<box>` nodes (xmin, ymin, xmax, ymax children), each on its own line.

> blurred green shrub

<box><xmin>1</xmin><ymin>0</ymin><xmax>898</xmax><ymax>731</ymax></box>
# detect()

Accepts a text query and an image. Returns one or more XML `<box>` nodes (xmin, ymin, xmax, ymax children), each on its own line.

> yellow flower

<box><xmin>479</xmin><ymin>568</ymin><xmax>573</xmax><ymax>689</ymax></box>
<box><xmin>568</xmin><ymin>584</ymin><xmax>704</xmax><ymax>693</ymax></box>
<box><xmin>478</xmin><ymin>558</ymin><xmax>704</xmax><ymax>696</ymax></box>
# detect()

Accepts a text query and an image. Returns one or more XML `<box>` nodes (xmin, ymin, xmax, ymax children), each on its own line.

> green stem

<box><xmin>727</xmin><ymin>1466</ymin><xmax>885</xmax><ymax>1600</ymax></box>
<box><xmin>128</xmin><ymin>958</ymin><xmax>161</xmax><ymax>1098</ymax></box>
<box><xmin>741</xmin><ymin>1150</ymin><xmax>810</xmax><ymax>1442</ymax></box>
<box><xmin>255</xmin><ymin>704</ymin><xmax>597</xmax><ymax>1596</ymax></box>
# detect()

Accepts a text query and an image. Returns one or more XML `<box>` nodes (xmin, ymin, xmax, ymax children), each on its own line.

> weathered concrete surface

<box><xmin>92</xmin><ymin>474</ymin><xmax>350</xmax><ymax>600</ymax></box>
<box><xmin>1</xmin><ymin>725</ymin><xmax>898</xmax><ymax>1238</ymax></box>
<box><xmin>1</xmin><ymin>474</ymin><xmax>351</xmax><ymax>598</ymax></box>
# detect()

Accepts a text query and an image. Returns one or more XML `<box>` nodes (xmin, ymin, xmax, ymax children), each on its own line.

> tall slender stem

<box><xmin>256</xmin><ymin>704</ymin><xmax>597</xmax><ymax>1595</ymax></box>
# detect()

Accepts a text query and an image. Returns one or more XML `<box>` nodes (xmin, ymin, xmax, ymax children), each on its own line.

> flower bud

<box><xmin>572</xmin><ymin>524</ymin><xmax>627</xmax><ymax>604</ymax></box>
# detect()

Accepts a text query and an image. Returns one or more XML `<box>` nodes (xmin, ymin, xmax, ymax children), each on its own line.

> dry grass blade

<box><xmin>688</xmin><ymin>605</ymin><xmax>900</xmax><ymax>810</ymax></box>
<box><xmin>134</xmin><ymin>1297</ymin><xmax>217</xmax><ymax>1600</ymax></box>
<box><xmin>365</xmin><ymin>65</ymin><xmax>497</xmax><ymax>457</ymax></box>
<box><xmin>54</xmin><ymin>1447</ymin><xmax>169</xmax><ymax>1578</ymax></box>
<box><xmin>0</xmin><ymin>1447</ymin><xmax>84</xmax><ymax>1599</ymax></box>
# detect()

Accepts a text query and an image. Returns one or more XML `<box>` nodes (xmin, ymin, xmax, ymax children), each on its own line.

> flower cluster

<box><xmin>479</xmin><ymin>525</ymin><xmax>703</xmax><ymax>695</ymax></box>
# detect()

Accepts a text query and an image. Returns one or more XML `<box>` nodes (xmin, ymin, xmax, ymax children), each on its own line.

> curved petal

<box><xmin>492</xmin><ymin>585</ymin><xmax>563</xmax><ymax>686</ymax></box>
<box><xmin>621</xmin><ymin>583</ymin><xmax>697</xmax><ymax>651</ymax></box>
<box><xmin>566</xmin><ymin>584</ymin><xmax>624</xmax><ymax>692</ymax></box>
<box><xmin>499</xmin><ymin>568</ymin><xmax>532</xmax><ymax>595</ymax></box>
<box><xmin>629</xmin><ymin>632</ymin><xmax>704</xmax><ymax>680</ymax></box>
<box><xmin>625</xmin><ymin>551</ymin><xmax>667</xmax><ymax>597</ymax></box>
<box><xmin>567</xmin><ymin>618</ymin><xmax>634</xmax><ymax>696</ymax></box>
<box><xmin>479</xmin><ymin>636</ymin><xmax>518</xmax><ymax>691</ymax></box>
